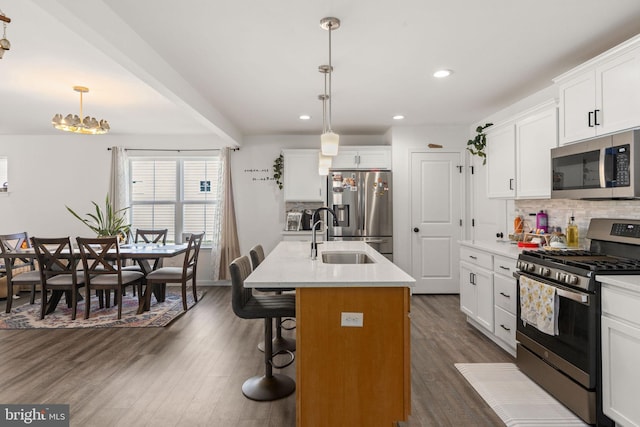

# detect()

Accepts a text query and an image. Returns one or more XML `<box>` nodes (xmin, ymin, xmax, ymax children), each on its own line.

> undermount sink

<box><xmin>321</xmin><ymin>251</ymin><xmax>375</xmax><ymax>264</ymax></box>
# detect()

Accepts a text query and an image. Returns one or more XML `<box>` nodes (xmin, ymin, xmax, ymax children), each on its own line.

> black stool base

<box><xmin>258</xmin><ymin>336</ymin><xmax>297</xmax><ymax>353</ymax></box>
<box><xmin>242</xmin><ymin>374</ymin><xmax>296</xmax><ymax>401</ymax></box>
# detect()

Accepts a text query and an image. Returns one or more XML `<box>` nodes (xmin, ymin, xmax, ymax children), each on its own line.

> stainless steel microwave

<box><xmin>551</xmin><ymin>129</ymin><xmax>640</xmax><ymax>199</ymax></box>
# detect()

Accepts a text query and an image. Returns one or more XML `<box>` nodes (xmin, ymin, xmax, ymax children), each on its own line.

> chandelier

<box><xmin>51</xmin><ymin>86</ymin><xmax>110</xmax><ymax>135</ymax></box>
<box><xmin>0</xmin><ymin>8</ymin><xmax>10</xmax><ymax>59</ymax></box>
<box><xmin>319</xmin><ymin>17</ymin><xmax>340</xmax><ymax>156</ymax></box>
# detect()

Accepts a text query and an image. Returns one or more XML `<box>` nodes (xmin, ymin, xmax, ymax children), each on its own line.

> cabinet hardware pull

<box><xmin>500</xmin><ymin>324</ymin><xmax>511</xmax><ymax>332</ymax></box>
<box><xmin>469</xmin><ymin>255</ymin><xmax>477</xmax><ymax>260</ymax></box>
<box><xmin>499</xmin><ymin>266</ymin><xmax>510</xmax><ymax>271</ymax></box>
<box><xmin>588</xmin><ymin>111</ymin><xmax>594</xmax><ymax>127</ymax></box>
<box><xmin>594</xmin><ymin>109</ymin><xmax>600</xmax><ymax>126</ymax></box>
<box><xmin>499</xmin><ymin>292</ymin><xmax>510</xmax><ymax>298</ymax></box>
<box><xmin>509</xmin><ymin>178</ymin><xmax>514</xmax><ymax>190</ymax></box>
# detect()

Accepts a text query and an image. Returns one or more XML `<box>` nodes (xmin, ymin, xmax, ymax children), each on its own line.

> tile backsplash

<box><xmin>514</xmin><ymin>199</ymin><xmax>640</xmax><ymax>248</ymax></box>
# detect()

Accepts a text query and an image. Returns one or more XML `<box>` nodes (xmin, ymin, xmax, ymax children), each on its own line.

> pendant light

<box><xmin>320</xmin><ymin>17</ymin><xmax>340</xmax><ymax>156</ymax></box>
<box><xmin>318</xmin><ymin>66</ymin><xmax>332</xmax><ymax>175</ymax></box>
<box><xmin>0</xmin><ymin>8</ymin><xmax>11</xmax><ymax>59</ymax></box>
<box><xmin>51</xmin><ymin>86</ymin><xmax>110</xmax><ymax>135</ymax></box>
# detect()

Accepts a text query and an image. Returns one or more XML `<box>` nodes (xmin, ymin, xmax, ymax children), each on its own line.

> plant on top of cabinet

<box><xmin>273</xmin><ymin>154</ymin><xmax>283</xmax><ymax>190</ymax></box>
<box><xmin>467</xmin><ymin>123</ymin><xmax>493</xmax><ymax>165</ymax></box>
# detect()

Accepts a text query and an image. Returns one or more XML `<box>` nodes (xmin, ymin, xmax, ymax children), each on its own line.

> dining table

<box><xmin>1</xmin><ymin>242</ymin><xmax>188</xmax><ymax>315</ymax></box>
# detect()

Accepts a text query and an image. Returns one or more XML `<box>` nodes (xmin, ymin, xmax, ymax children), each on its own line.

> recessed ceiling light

<box><xmin>433</xmin><ymin>69</ymin><xmax>452</xmax><ymax>78</ymax></box>
<box><xmin>393</xmin><ymin>115</ymin><xmax>405</xmax><ymax>120</ymax></box>
<box><xmin>299</xmin><ymin>114</ymin><xmax>311</xmax><ymax>120</ymax></box>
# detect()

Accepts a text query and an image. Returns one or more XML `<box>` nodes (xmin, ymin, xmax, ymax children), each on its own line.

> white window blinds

<box><xmin>129</xmin><ymin>156</ymin><xmax>220</xmax><ymax>243</ymax></box>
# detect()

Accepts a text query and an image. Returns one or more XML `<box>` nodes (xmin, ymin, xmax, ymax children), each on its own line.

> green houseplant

<box><xmin>273</xmin><ymin>154</ymin><xmax>284</xmax><ymax>190</ymax></box>
<box><xmin>66</xmin><ymin>194</ymin><xmax>131</xmax><ymax>239</ymax></box>
<box><xmin>466</xmin><ymin>123</ymin><xmax>493</xmax><ymax>165</ymax></box>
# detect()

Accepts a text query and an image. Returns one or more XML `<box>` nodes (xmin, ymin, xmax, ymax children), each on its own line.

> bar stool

<box><xmin>229</xmin><ymin>256</ymin><xmax>296</xmax><ymax>401</ymax></box>
<box><xmin>249</xmin><ymin>244</ymin><xmax>296</xmax><ymax>354</ymax></box>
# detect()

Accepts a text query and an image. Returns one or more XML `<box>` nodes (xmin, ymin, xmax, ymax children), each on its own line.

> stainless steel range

<box><xmin>516</xmin><ymin>218</ymin><xmax>640</xmax><ymax>426</ymax></box>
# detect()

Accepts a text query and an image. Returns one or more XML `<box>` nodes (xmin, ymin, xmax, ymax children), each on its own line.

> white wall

<box><xmin>389</xmin><ymin>125</ymin><xmax>469</xmax><ymax>275</ymax></box>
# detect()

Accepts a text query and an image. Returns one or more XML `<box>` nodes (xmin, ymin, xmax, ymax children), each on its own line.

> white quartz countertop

<box><xmin>598</xmin><ymin>275</ymin><xmax>640</xmax><ymax>292</ymax></box>
<box><xmin>459</xmin><ymin>240</ymin><xmax>524</xmax><ymax>259</ymax></box>
<box><xmin>245</xmin><ymin>241</ymin><xmax>415</xmax><ymax>289</ymax></box>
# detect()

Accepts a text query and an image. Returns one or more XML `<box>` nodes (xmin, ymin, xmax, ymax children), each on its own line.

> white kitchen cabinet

<box><xmin>485</xmin><ymin>100</ymin><xmax>558</xmax><ymax>200</ymax></box>
<box><xmin>601</xmin><ymin>280</ymin><xmax>640</xmax><ymax>427</ymax></box>
<box><xmin>459</xmin><ymin>243</ymin><xmax>518</xmax><ymax>356</ymax></box>
<box><xmin>460</xmin><ymin>247</ymin><xmax>493</xmax><ymax>332</ymax></box>
<box><xmin>486</xmin><ymin>123</ymin><xmax>516</xmax><ymax>198</ymax></box>
<box><xmin>282</xmin><ymin>149</ymin><xmax>324</xmax><ymax>202</ymax></box>
<box><xmin>493</xmin><ymin>255</ymin><xmax>517</xmax><ymax>351</ymax></box>
<box><xmin>515</xmin><ymin>103</ymin><xmax>558</xmax><ymax>199</ymax></box>
<box><xmin>555</xmin><ymin>37</ymin><xmax>640</xmax><ymax>145</ymax></box>
<box><xmin>331</xmin><ymin>146</ymin><xmax>391</xmax><ymax>170</ymax></box>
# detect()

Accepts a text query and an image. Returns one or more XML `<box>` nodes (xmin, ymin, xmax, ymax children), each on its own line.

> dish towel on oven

<box><xmin>519</xmin><ymin>275</ymin><xmax>559</xmax><ymax>336</ymax></box>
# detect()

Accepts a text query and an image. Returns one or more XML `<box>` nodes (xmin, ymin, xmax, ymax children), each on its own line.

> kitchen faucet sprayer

<box><xmin>311</xmin><ymin>207</ymin><xmax>339</xmax><ymax>260</ymax></box>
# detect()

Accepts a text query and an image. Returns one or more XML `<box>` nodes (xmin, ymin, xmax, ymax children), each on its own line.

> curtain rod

<box><xmin>107</xmin><ymin>147</ymin><xmax>239</xmax><ymax>152</ymax></box>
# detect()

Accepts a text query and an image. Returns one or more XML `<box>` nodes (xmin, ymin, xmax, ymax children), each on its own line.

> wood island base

<box><xmin>295</xmin><ymin>286</ymin><xmax>411</xmax><ymax>427</ymax></box>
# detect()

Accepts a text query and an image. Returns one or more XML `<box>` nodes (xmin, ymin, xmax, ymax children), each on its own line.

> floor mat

<box><xmin>455</xmin><ymin>363</ymin><xmax>588</xmax><ymax>426</ymax></box>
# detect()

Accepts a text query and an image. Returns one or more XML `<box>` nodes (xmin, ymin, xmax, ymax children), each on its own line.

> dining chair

<box><xmin>31</xmin><ymin>236</ymin><xmax>85</xmax><ymax>320</ymax></box>
<box><xmin>0</xmin><ymin>232</ymin><xmax>41</xmax><ymax>313</ymax></box>
<box><xmin>121</xmin><ymin>229</ymin><xmax>169</xmax><ymax>297</ymax></box>
<box><xmin>76</xmin><ymin>236</ymin><xmax>145</xmax><ymax>320</ymax></box>
<box><xmin>249</xmin><ymin>244</ymin><xmax>296</xmax><ymax>354</ymax></box>
<box><xmin>144</xmin><ymin>232</ymin><xmax>204</xmax><ymax>311</ymax></box>
<box><xmin>229</xmin><ymin>255</ymin><xmax>296</xmax><ymax>401</ymax></box>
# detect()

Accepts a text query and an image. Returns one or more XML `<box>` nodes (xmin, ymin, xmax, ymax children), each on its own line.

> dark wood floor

<box><xmin>0</xmin><ymin>287</ymin><xmax>513</xmax><ymax>427</ymax></box>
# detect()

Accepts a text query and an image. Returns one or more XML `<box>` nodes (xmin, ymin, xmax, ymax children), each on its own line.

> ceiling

<box><xmin>2</xmin><ymin>0</ymin><xmax>640</xmax><ymax>144</ymax></box>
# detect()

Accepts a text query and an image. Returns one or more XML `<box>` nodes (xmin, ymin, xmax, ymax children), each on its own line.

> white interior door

<box><xmin>411</xmin><ymin>151</ymin><xmax>463</xmax><ymax>294</ymax></box>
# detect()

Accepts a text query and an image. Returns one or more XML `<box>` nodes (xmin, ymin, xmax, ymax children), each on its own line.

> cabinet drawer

<box><xmin>460</xmin><ymin>247</ymin><xmax>492</xmax><ymax>268</ymax></box>
<box><xmin>493</xmin><ymin>255</ymin><xmax>516</xmax><ymax>277</ymax></box>
<box><xmin>494</xmin><ymin>306</ymin><xmax>516</xmax><ymax>347</ymax></box>
<box><xmin>494</xmin><ymin>275</ymin><xmax>517</xmax><ymax>314</ymax></box>
<box><xmin>602</xmin><ymin>284</ymin><xmax>640</xmax><ymax>327</ymax></box>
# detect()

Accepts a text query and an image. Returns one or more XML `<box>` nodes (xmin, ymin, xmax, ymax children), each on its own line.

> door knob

<box><xmin>496</xmin><ymin>232</ymin><xmax>504</xmax><ymax>238</ymax></box>
<box><xmin>413</xmin><ymin>227</ymin><xmax>419</xmax><ymax>233</ymax></box>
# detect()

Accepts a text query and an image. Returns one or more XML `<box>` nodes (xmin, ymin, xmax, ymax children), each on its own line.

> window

<box><xmin>0</xmin><ymin>157</ymin><xmax>7</xmax><ymax>193</ymax></box>
<box><xmin>129</xmin><ymin>156</ymin><xmax>220</xmax><ymax>243</ymax></box>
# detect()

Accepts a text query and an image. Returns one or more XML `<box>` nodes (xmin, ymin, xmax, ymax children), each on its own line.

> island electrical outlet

<box><xmin>341</xmin><ymin>312</ymin><xmax>364</xmax><ymax>327</ymax></box>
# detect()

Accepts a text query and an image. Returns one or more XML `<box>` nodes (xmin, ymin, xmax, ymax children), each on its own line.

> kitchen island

<box><xmin>245</xmin><ymin>240</ymin><xmax>415</xmax><ymax>427</ymax></box>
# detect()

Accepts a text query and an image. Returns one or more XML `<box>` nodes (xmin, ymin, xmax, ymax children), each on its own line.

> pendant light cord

<box><xmin>327</xmin><ymin>22</ymin><xmax>333</xmax><ymax>133</ymax></box>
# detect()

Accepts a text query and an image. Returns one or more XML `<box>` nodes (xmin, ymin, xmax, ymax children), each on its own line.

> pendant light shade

<box><xmin>321</xmin><ymin>132</ymin><xmax>339</xmax><ymax>156</ymax></box>
<box><xmin>318</xmin><ymin>152</ymin><xmax>332</xmax><ymax>175</ymax></box>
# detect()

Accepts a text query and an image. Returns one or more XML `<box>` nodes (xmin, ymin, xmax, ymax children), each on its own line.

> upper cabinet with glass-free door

<box><xmin>282</xmin><ymin>149</ymin><xmax>325</xmax><ymax>202</ymax></box>
<box><xmin>486</xmin><ymin>100</ymin><xmax>558</xmax><ymax>199</ymax></box>
<box><xmin>555</xmin><ymin>35</ymin><xmax>640</xmax><ymax>145</ymax></box>
<box><xmin>330</xmin><ymin>146</ymin><xmax>391</xmax><ymax>170</ymax></box>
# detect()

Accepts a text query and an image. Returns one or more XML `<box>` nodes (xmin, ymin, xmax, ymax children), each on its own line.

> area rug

<box><xmin>455</xmin><ymin>363</ymin><xmax>588</xmax><ymax>426</ymax></box>
<box><xmin>0</xmin><ymin>288</ymin><xmax>203</xmax><ymax>329</ymax></box>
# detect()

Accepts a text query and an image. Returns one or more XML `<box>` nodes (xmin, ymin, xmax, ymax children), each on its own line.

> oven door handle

<box><xmin>556</xmin><ymin>288</ymin><xmax>589</xmax><ymax>304</ymax></box>
<box><xmin>516</xmin><ymin>271</ymin><xmax>590</xmax><ymax>305</ymax></box>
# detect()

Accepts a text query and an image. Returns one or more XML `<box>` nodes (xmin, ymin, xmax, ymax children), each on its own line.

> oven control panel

<box><xmin>610</xmin><ymin>223</ymin><xmax>640</xmax><ymax>239</ymax></box>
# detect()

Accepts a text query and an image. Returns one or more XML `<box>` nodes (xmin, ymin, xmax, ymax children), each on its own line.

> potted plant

<box><xmin>273</xmin><ymin>154</ymin><xmax>284</xmax><ymax>190</ymax></box>
<box><xmin>466</xmin><ymin>123</ymin><xmax>493</xmax><ymax>165</ymax></box>
<box><xmin>66</xmin><ymin>194</ymin><xmax>131</xmax><ymax>240</ymax></box>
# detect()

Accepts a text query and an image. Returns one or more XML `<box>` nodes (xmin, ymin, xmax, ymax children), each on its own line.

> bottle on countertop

<box><xmin>514</xmin><ymin>213</ymin><xmax>524</xmax><ymax>234</ymax></box>
<box><xmin>567</xmin><ymin>214</ymin><xmax>579</xmax><ymax>248</ymax></box>
<box><xmin>535</xmin><ymin>210</ymin><xmax>548</xmax><ymax>233</ymax></box>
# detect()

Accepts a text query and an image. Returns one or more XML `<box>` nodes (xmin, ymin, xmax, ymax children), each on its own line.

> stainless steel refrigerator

<box><xmin>327</xmin><ymin>170</ymin><xmax>393</xmax><ymax>260</ymax></box>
